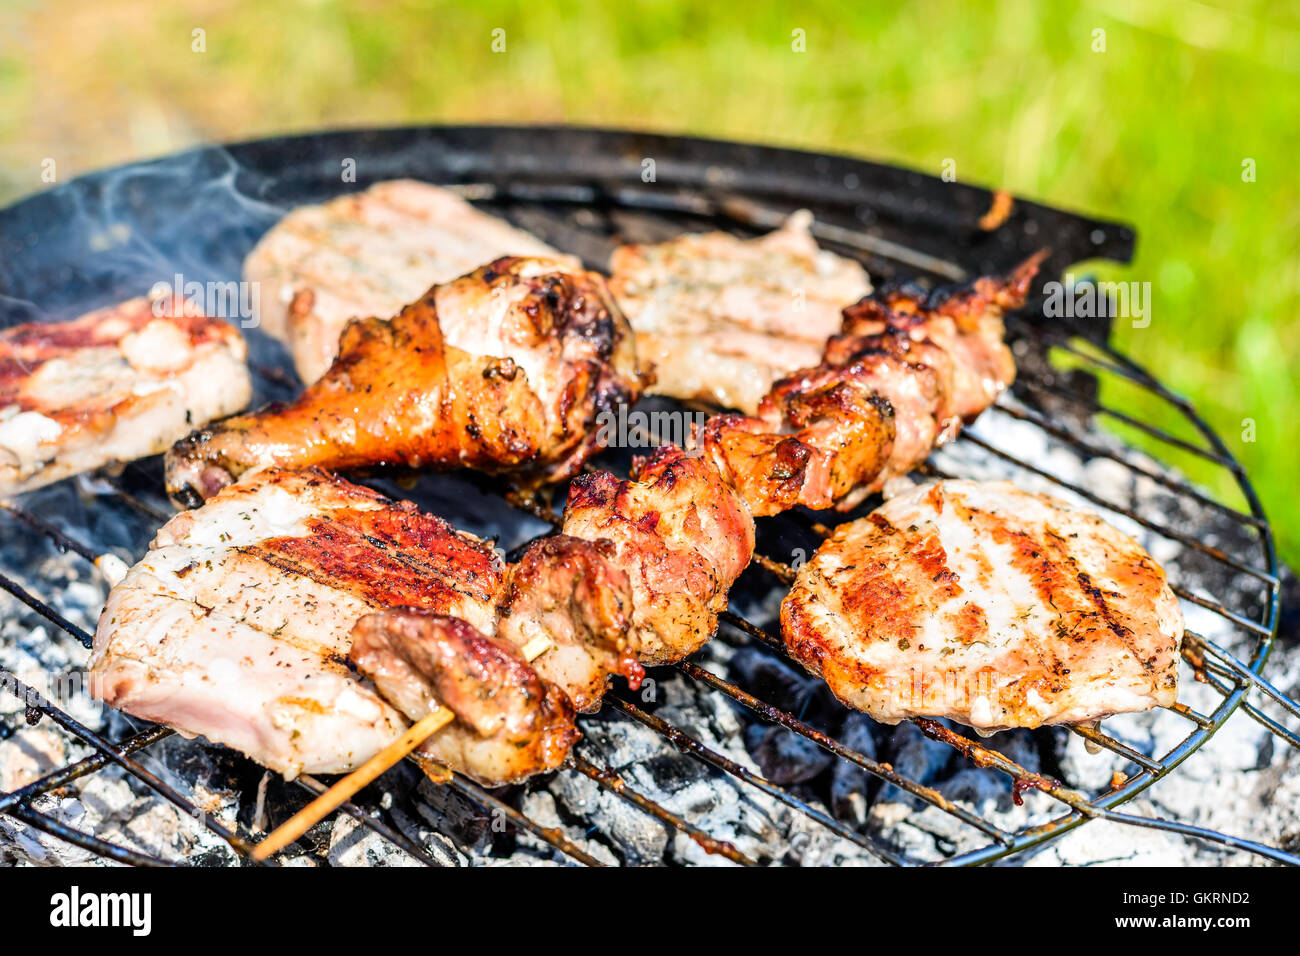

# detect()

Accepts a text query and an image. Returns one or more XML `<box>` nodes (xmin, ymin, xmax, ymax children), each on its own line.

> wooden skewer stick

<box><xmin>251</xmin><ymin>635</ymin><xmax>555</xmax><ymax>861</ymax></box>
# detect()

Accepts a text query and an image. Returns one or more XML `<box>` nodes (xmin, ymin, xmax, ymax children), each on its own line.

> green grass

<box><xmin>1</xmin><ymin>0</ymin><xmax>1296</xmax><ymax>563</ymax></box>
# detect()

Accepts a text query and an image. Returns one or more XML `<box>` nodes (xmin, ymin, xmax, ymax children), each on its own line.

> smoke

<box><xmin>0</xmin><ymin>146</ymin><xmax>284</xmax><ymax>323</ymax></box>
<box><xmin>0</xmin><ymin>140</ymin><xmax>559</xmax><ymax>553</ymax></box>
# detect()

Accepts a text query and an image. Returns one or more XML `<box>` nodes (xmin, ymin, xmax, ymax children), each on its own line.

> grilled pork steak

<box><xmin>781</xmin><ymin>480</ymin><xmax>1184</xmax><ymax>729</ymax></box>
<box><xmin>0</xmin><ymin>296</ymin><xmax>250</xmax><ymax>498</ymax></box>
<box><xmin>89</xmin><ymin>468</ymin><xmax>504</xmax><ymax>778</ymax></box>
<box><xmin>609</xmin><ymin>211</ymin><xmax>870</xmax><ymax>414</ymax></box>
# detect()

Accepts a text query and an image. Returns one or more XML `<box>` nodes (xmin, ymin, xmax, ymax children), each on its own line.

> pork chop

<box><xmin>0</xmin><ymin>296</ymin><xmax>250</xmax><ymax>498</ymax></box>
<box><xmin>89</xmin><ymin>468</ymin><xmax>504</xmax><ymax>777</ymax></box>
<box><xmin>608</xmin><ymin>211</ymin><xmax>870</xmax><ymax>414</ymax></box>
<box><xmin>781</xmin><ymin>480</ymin><xmax>1183</xmax><ymax>729</ymax></box>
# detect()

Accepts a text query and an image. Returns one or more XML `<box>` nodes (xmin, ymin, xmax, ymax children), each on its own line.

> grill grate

<box><xmin>0</xmin><ymin>127</ymin><xmax>1296</xmax><ymax>867</ymax></box>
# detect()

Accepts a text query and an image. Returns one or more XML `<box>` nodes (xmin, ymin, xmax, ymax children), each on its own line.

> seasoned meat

<box><xmin>0</xmin><ymin>296</ymin><xmax>250</xmax><ymax>498</ymax></box>
<box><xmin>165</xmin><ymin>257</ymin><xmax>644</xmax><ymax>505</ymax></box>
<box><xmin>609</xmin><ymin>211</ymin><xmax>870</xmax><ymax>413</ymax></box>
<box><xmin>702</xmin><ymin>382</ymin><xmax>895</xmax><ymax>518</ymax></box>
<box><xmin>562</xmin><ymin>445</ymin><xmax>755</xmax><ymax>664</ymax></box>
<box><xmin>91</xmin><ymin>468</ymin><xmax>642</xmax><ymax>781</ymax></box>
<box><xmin>89</xmin><ymin>468</ymin><xmax>504</xmax><ymax>777</ymax></box>
<box><xmin>834</xmin><ymin>251</ymin><xmax>1040</xmax><ymax>420</ymax></box>
<box><xmin>703</xmin><ymin>253</ymin><xmax>1043</xmax><ymax>515</ymax></box>
<box><xmin>350</xmin><ymin>610</ymin><xmax>579</xmax><ymax>786</ymax></box>
<box><xmin>245</xmin><ymin>180</ymin><xmax>569</xmax><ymax>384</ymax></box>
<box><xmin>781</xmin><ymin>480</ymin><xmax>1184</xmax><ymax>730</ymax></box>
<box><xmin>495</xmin><ymin>535</ymin><xmax>642</xmax><ymax>712</ymax></box>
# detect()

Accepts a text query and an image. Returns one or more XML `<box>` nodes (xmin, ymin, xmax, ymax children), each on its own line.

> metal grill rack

<box><xmin>0</xmin><ymin>126</ymin><xmax>1297</xmax><ymax>866</ymax></box>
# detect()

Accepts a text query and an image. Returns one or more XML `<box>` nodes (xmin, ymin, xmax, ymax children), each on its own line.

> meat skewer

<box><xmin>251</xmin><ymin>617</ymin><xmax>560</xmax><ymax>861</ymax></box>
<box><xmin>702</xmin><ymin>251</ymin><xmax>1045</xmax><ymax>516</ymax></box>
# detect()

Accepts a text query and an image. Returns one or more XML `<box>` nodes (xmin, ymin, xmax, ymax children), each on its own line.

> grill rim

<box><xmin>0</xmin><ymin>123</ymin><xmax>1292</xmax><ymax>868</ymax></box>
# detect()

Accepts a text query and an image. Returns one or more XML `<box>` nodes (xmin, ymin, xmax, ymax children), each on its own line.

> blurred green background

<box><xmin>0</xmin><ymin>0</ymin><xmax>1296</xmax><ymax>562</ymax></box>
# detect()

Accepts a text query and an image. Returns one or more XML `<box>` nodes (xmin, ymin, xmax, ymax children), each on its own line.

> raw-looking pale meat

<box><xmin>609</xmin><ymin>211</ymin><xmax>871</xmax><ymax>414</ymax></box>
<box><xmin>0</xmin><ymin>296</ymin><xmax>250</xmax><ymax>498</ymax></box>
<box><xmin>781</xmin><ymin>480</ymin><xmax>1184</xmax><ymax>730</ymax></box>
<box><xmin>245</xmin><ymin>180</ymin><xmax>571</xmax><ymax>384</ymax></box>
<box><xmin>91</xmin><ymin>468</ymin><xmax>644</xmax><ymax>782</ymax></box>
<box><xmin>89</xmin><ymin>468</ymin><xmax>504</xmax><ymax>778</ymax></box>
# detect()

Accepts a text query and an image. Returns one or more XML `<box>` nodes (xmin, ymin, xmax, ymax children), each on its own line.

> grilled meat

<box><xmin>245</xmin><ymin>180</ymin><xmax>570</xmax><ymax>384</ymax></box>
<box><xmin>92</xmin><ymin>467</ymin><xmax>644</xmax><ymax>780</ymax></box>
<box><xmin>350</xmin><ymin>610</ymin><xmax>579</xmax><ymax>785</ymax></box>
<box><xmin>781</xmin><ymin>480</ymin><xmax>1184</xmax><ymax>729</ymax></box>
<box><xmin>495</xmin><ymin>535</ymin><xmax>642</xmax><ymax>711</ymax></box>
<box><xmin>0</xmin><ymin>296</ymin><xmax>250</xmax><ymax>498</ymax></box>
<box><xmin>609</xmin><ymin>211</ymin><xmax>870</xmax><ymax>414</ymax></box>
<box><xmin>89</xmin><ymin>468</ymin><xmax>504</xmax><ymax>777</ymax></box>
<box><xmin>562</xmin><ymin>445</ymin><xmax>756</xmax><ymax>664</ymax></box>
<box><xmin>702</xmin><ymin>381</ymin><xmax>896</xmax><ymax>518</ymax></box>
<box><xmin>165</xmin><ymin>257</ymin><xmax>643</xmax><ymax>505</ymax></box>
<box><xmin>833</xmin><ymin>252</ymin><xmax>1039</xmax><ymax>420</ymax></box>
<box><xmin>703</xmin><ymin>253</ymin><xmax>1042</xmax><ymax>515</ymax></box>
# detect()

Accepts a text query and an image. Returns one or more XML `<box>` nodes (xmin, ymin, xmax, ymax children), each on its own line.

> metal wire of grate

<box><xmin>1</xmin><ymin>153</ymin><xmax>1297</xmax><ymax>868</ymax></box>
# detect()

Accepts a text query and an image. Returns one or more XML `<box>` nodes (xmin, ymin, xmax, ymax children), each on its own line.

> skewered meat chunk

<box><xmin>165</xmin><ymin>257</ymin><xmax>643</xmax><ymax>505</ymax></box>
<box><xmin>561</xmin><ymin>445</ymin><xmax>756</xmax><ymax>664</ymax></box>
<box><xmin>702</xmin><ymin>382</ymin><xmax>896</xmax><ymax>518</ymax></box>
<box><xmin>495</xmin><ymin>535</ymin><xmax>642</xmax><ymax>712</ymax></box>
<box><xmin>89</xmin><ymin>468</ymin><xmax>504</xmax><ymax>777</ymax></box>
<box><xmin>609</xmin><ymin>211</ymin><xmax>870</xmax><ymax>414</ymax></box>
<box><xmin>833</xmin><ymin>251</ymin><xmax>1041</xmax><ymax>420</ymax></box>
<box><xmin>781</xmin><ymin>480</ymin><xmax>1184</xmax><ymax>730</ymax></box>
<box><xmin>350</xmin><ymin>610</ymin><xmax>579</xmax><ymax>786</ymax></box>
<box><xmin>0</xmin><ymin>295</ymin><xmax>250</xmax><ymax>498</ymax></box>
<box><xmin>702</xmin><ymin>253</ymin><xmax>1042</xmax><ymax>515</ymax></box>
<box><xmin>245</xmin><ymin>180</ymin><xmax>571</xmax><ymax>384</ymax></box>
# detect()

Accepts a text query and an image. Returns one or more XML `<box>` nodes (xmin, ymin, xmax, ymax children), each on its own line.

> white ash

<box><xmin>1</xmin><ymin>379</ymin><xmax>1296</xmax><ymax>867</ymax></box>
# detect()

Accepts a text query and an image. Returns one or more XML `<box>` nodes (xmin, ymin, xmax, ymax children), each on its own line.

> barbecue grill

<box><xmin>1</xmin><ymin>125</ymin><xmax>1296</xmax><ymax>867</ymax></box>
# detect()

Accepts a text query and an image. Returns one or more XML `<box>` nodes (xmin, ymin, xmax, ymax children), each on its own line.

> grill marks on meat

<box><xmin>609</xmin><ymin>210</ymin><xmax>871</xmax><ymax>414</ymax></box>
<box><xmin>245</xmin><ymin>180</ymin><xmax>571</xmax><ymax>384</ymax></box>
<box><xmin>781</xmin><ymin>480</ymin><xmax>1183</xmax><ymax>730</ymax></box>
<box><xmin>350</xmin><ymin>611</ymin><xmax>579</xmax><ymax>785</ymax></box>
<box><xmin>0</xmin><ymin>296</ymin><xmax>250</xmax><ymax>497</ymax></box>
<box><xmin>702</xmin><ymin>252</ymin><xmax>1043</xmax><ymax>515</ymax></box>
<box><xmin>89</xmin><ymin>469</ymin><xmax>503</xmax><ymax>777</ymax></box>
<box><xmin>91</xmin><ymin>468</ymin><xmax>633</xmax><ymax>782</ymax></box>
<box><xmin>165</xmin><ymin>257</ymin><xmax>644</xmax><ymax>504</ymax></box>
<box><xmin>248</xmin><ymin>506</ymin><xmax>502</xmax><ymax>613</ymax></box>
